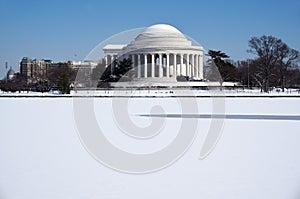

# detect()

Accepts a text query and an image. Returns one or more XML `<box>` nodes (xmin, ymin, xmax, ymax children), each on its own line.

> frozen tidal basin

<box><xmin>0</xmin><ymin>97</ymin><xmax>300</xmax><ymax>199</ymax></box>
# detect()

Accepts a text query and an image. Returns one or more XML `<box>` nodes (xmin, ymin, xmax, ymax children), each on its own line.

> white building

<box><xmin>103</xmin><ymin>24</ymin><xmax>204</xmax><ymax>86</ymax></box>
<box><xmin>6</xmin><ymin>67</ymin><xmax>15</xmax><ymax>81</ymax></box>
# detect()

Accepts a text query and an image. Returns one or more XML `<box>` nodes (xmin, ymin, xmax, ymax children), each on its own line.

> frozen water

<box><xmin>0</xmin><ymin>96</ymin><xmax>300</xmax><ymax>198</ymax></box>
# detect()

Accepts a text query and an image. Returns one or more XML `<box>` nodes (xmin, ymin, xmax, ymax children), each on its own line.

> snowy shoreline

<box><xmin>0</xmin><ymin>89</ymin><xmax>300</xmax><ymax>98</ymax></box>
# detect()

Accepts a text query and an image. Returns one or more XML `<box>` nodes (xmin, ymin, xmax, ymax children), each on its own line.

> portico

<box><xmin>123</xmin><ymin>52</ymin><xmax>203</xmax><ymax>79</ymax></box>
<box><xmin>103</xmin><ymin>24</ymin><xmax>204</xmax><ymax>83</ymax></box>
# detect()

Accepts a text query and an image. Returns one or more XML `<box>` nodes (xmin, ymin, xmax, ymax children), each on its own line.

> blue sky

<box><xmin>0</xmin><ymin>0</ymin><xmax>299</xmax><ymax>77</ymax></box>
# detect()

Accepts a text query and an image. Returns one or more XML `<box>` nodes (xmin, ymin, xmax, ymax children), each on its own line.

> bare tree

<box><xmin>276</xmin><ymin>45</ymin><xmax>299</xmax><ymax>91</ymax></box>
<box><xmin>248</xmin><ymin>35</ymin><xmax>284</xmax><ymax>92</ymax></box>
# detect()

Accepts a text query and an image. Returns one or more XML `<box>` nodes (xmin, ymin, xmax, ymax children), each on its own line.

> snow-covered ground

<box><xmin>0</xmin><ymin>88</ymin><xmax>300</xmax><ymax>97</ymax></box>
<box><xmin>0</xmin><ymin>97</ymin><xmax>300</xmax><ymax>198</ymax></box>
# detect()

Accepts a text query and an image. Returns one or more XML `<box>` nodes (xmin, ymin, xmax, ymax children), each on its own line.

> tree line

<box><xmin>207</xmin><ymin>35</ymin><xmax>300</xmax><ymax>92</ymax></box>
<box><xmin>1</xmin><ymin>35</ymin><xmax>299</xmax><ymax>93</ymax></box>
<box><xmin>0</xmin><ymin>65</ymin><xmax>76</xmax><ymax>94</ymax></box>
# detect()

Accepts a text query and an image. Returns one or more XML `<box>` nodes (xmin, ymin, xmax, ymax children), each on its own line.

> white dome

<box><xmin>141</xmin><ymin>24</ymin><xmax>183</xmax><ymax>37</ymax></box>
<box><xmin>125</xmin><ymin>24</ymin><xmax>197</xmax><ymax>50</ymax></box>
<box><xmin>7</xmin><ymin>67</ymin><xmax>15</xmax><ymax>76</ymax></box>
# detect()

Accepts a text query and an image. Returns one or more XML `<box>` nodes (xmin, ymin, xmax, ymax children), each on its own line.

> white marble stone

<box><xmin>103</xmin><ymin>24</ymin><xmax>204</xmax><ymax>84</ymax></box>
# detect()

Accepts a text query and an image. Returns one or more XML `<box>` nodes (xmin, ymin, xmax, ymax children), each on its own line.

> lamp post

<box><xmin>5</xmin><ymin>62</ymin><xmax>8</xmax><ymax>83</ymax></box>
<box><xmin>247</xmin><ymin>62</ymin><xmax>250</xmax><ymax>89</ymax></box>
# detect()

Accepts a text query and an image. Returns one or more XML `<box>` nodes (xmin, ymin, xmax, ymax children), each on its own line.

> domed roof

<box><xmin>7</xmin><ymin>67</ymin><xmax>15</xmax><ymax>76</ymax></box>
<box><xmin>7</xmin><ymin>67</ymin><xmax>15</xmax><ymax>80</ymax></box>
<box><xmin>125</xmin><ymin>24</ymin><xmax>201</xmax><ymax>51</ymax></box>
<box><xmin>140</xmin><ymin>24</ymin><xmax>184</xmax><ymax>37</ymax></box>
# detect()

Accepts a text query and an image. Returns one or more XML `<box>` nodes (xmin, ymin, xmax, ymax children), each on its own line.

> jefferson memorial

<box><xmin>102</xmin><ymin>24</ymin><xmax>208</xmax><ymax>87</ymax></box>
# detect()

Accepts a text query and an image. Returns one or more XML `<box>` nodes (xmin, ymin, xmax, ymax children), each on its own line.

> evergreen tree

<box><xmin>207</xmin><ymin>50</ymin><xmax>238</xmax><ymax>83</ymax></box>
<box><xmin>57</xmin><ymin>72</ymin><xmax>70</xmax><ymax>94</ymax></box>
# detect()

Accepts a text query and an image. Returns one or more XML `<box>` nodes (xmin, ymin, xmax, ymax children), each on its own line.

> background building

<box><xmin>19</xmin><ymin>57</ymin><xmax>98</xmax><ymax>84</ymax></box>
<box><xmin>20</xmin><ymin>57</ymin><xmax>51</xmax><ymax>83</ymax></box>
<box><xmin>6</xmin><ymin>67</ymin><xmax>16</xmax><ymax>81</ymax></box>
